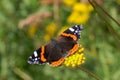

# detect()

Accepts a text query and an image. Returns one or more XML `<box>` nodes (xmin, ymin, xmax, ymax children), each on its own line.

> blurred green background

<box><xmin>0</xmin><ymin>0</ymin><xmax>120</xmax><ymax>80</ymax></box>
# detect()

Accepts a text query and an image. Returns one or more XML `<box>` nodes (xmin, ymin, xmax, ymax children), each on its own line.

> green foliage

<box><xmin>0</xmin><ymin>0</ymin><xmax>120</xmax><ymax>80</ymax></box>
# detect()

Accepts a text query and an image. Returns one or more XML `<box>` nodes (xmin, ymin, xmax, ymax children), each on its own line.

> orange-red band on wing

<box><xmin>40</xmin><ymin>46</ymin><xmax>47</xmax><ymax>62</ymax></box>
<box><xmin>50</xmin><ymin>58</ymin><xmax>64</xmax><ymax>67</ymax></box>
<box><xmin>69</xmin><ymin>44</ymin><xmax>79</xmax><ymax>54</ymax></box>
<box><xmin>61</xmin><ymin>33</ymin><xmax>77</xmax><ymax>41</ymax></box>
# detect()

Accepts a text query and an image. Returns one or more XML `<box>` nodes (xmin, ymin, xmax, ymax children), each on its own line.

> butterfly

<box><xmin>28</xmin><ymin>25</ymin><xmax>83</xmax><ymax>67</ymax></box>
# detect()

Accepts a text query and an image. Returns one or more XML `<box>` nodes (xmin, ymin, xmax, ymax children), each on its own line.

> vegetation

<box><xmin>0</xmin><ymin>0</ymin><xmax>120</xmax><ymax>80</ymax></box>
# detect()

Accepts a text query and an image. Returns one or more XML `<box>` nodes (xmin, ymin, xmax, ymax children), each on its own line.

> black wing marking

<box><xmin>28</xmin><ymin>47</ymin><xmax>44</xmax><ymax>64</ymax></box>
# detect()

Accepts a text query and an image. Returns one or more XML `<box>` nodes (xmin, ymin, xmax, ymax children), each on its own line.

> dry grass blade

<box><xmin>19</xmin><ymin>11</ymin><xmax>51</xmax><ymax>29</ymax></box>
<box><xmin>40</xmin><ymin>0</ymin><xmax>62</xmax><ymax>5</ymax></box>
<box><xmin>11</xmin><ymin>67</ymin><xmax>32</xmax><ymax>80</ymax></box>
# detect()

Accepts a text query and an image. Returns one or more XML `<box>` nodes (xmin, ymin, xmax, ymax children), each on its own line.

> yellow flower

<box><xmin>28</xmin><ymin>25</ymin><xmax>37</xmax><ymax>37</ymax></box>
<box><xmin>73</xmin><ymin>3</ymin><xmax>94</xmax><ymax>12</ymax></box>
<box><xmin>44</xmin><ymin>34</ymin><xmax>51</xmax><ymax>42</ymax></box>
<box><xmin>62</xmin><ymin>0</ymin><xmax>77</xmax><ymax>6</ymax></box>
<box><xmin>67</xmin><ymin>3</ymin><xmax>93</xmax><ymax>24</ymax></box>
<box><xmin>73</xmin><ymin>3</ymin><xmax>88</xmax><ymax>12</ymax></box>
<box><xmin>67</xmin><ymin>11</ymin><xmax>89</xmax><ymax>24</ymax></box>
<box><xmin>63</xmin><ymin>46</ymin><xmax>85</xmax><ymax>67</ymax></box>
<box><xmin>88</xmin><ymin>4</ymin><xmax>94</xmax><ymax>12</ymax></box>
<box><xmin>44</xmin><ymin>23</ymin><xmax>58</xmax><ymax>41</ymax></box>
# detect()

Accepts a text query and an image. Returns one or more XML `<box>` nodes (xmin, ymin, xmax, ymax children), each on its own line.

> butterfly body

<box><xmin>28</xmin><ymin>25</ymin><xmax>83</xmax><ymax>66</ymax></box>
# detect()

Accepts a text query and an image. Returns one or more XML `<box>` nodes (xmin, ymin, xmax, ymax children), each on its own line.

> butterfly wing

<box><xmin>28</xmin><ymin>46</ymin><xmax>47</xmax><ymax>64</ymax></box>
<box><xmin>49</xmin><ymin>25</ymin><xmax>83</xmax><ymax>66</ymax></box>
<box><xmin>57</xmin><ymin>25</ymin><xmax>83</xmax><ymax>54</ymax></box>
<box><xmin>28</xmin><ymin>40</ymin><xmax>65</xmax><ymax>66</ymax></box>
<box><xmin>28</xmin><ymin>25</ymin><xmax>83</xmax><ymax>66</ymax></box>
<box><xmin>45</xmin><ymin>40</ymin><xmax>65</xmax><ymax>66</ymax></box>
<box><xmin>61</xmin><ymin>25</ymin><xmax>83</xmax><ymax>41</ymax></box>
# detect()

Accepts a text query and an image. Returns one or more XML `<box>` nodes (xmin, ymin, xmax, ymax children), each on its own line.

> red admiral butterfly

<box><xmin>28</xmin><ymin>25</ymin><xmax>83</xmax><ymax>66</ymax></box>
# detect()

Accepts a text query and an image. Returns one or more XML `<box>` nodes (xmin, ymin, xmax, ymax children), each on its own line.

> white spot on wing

<box><xmin>34</xmin><ymin>51</ymin><xmax>38</xmax><ymax>57</ymax></box>
<box><xmin>35</xmin><ymin>58</ymin><xmax>37</xmax><ymax>60</ymax></box>
<box><xmin>75</xmin><ymin>25</ymin><xmax>78</xmax><ymax>27</ymax></box>
<box><xmin>69</xmin><ymin>28</ymin><xmax>74</xmax><ymax>32</ymax></box>
<box><xmin>75</xmin><ymin>30</ymin><xmax>78</xmax><ymax>33</ymax></box>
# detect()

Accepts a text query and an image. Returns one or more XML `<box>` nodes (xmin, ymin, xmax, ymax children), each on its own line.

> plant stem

<box><xmin>78</xmin><ymin>66</ymin><xmax>101</xmax><ymax>80</ymax></box>
<box><xmin>89</xmin><ymin>0</ymin><xmax>120</xmax><ymax>27</ymax></box>
<box><xmin>88</xmin><ymin>0</ymin><xmax>120</xmax><ymax>42</ymax></box>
